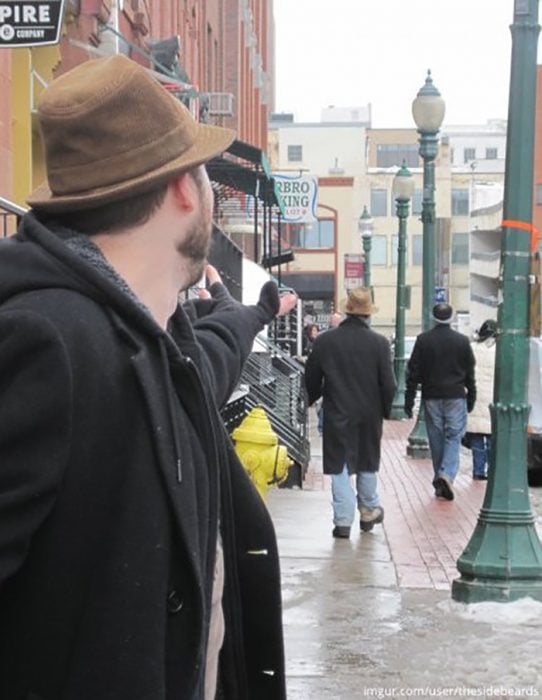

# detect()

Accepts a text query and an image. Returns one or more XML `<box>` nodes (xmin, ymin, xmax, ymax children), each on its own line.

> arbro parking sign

<box><xmin>0</xmin><ymin>1</ymin><xmax>65</xmax><ymax>47</ymax></box>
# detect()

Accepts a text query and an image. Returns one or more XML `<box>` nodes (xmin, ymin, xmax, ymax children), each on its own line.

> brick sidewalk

<box><xmin>302</xmin><ymin>416</ymin><xmax>486</xmax><ymax>591</ymax></box>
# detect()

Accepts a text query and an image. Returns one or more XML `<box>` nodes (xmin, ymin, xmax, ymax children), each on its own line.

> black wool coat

<box><xmin>404</xmin><ymin>323</ymin><xmax>476</xmax><ymax>415</ymax></box>
<box><xmin>304</xmin><ymin>316</ymin><xmax>396</xmax><ymax>474</ymax></box>
<box><xmin>0</xmin><ymin>214</ymin><xmax>286</xmax><ymax>700</ymax></box>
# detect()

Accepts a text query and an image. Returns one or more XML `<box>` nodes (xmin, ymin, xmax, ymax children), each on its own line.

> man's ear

<box><xmin>169</xmin><ymin>172</ymin><xmax>198</xmax><ymax>214</ymax></box>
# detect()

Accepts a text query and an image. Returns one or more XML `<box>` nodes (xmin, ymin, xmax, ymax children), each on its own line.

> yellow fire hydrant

<box><xmin>232</xmin><ymin>406</ymin><xmax>293</xmax><ymax>500</ymax></box>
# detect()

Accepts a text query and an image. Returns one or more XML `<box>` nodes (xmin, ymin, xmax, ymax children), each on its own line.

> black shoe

<box><xmin>434</xmin><ymin>476</ymin><xmax>454</xmax><ymax>501</ymax></box>
<box><xmin>332</xmin><ymin>526</ymin><xmax>351</xmax><ymax>539</ymax></box>
<box><xmin>473</xmin><ymin>474</ymin><xmax>488</xmax><ymax>481</ymax></box>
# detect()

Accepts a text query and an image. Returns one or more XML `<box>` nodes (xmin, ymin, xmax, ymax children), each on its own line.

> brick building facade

<box><xmin>0</xmin><ymin>0</ymin><xmax>274</xmax><ymax>203</ymax></box>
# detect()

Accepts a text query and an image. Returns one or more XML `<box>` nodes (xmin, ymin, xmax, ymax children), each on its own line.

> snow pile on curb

<box><xmin>438</xmin><ymin>596</ymin><xmax>542</xmax><ymax>626</ymax></box>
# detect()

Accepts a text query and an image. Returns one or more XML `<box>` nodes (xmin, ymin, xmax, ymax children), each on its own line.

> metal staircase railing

<box><xmin>0</xmin><ymin>196</ymin><xmax>26</xmax><ymax>237</ymax></box>
<box><xmin>237</xmin><ymin>332</ymin><xmax>310</xmax><ymax>485</ymax></box>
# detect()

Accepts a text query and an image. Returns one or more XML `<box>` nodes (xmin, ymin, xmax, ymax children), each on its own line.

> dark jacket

<box><xmin>405</xmin><ymin>323</ymin><xmax>476</xmax><ymax>414</ymax></box>
<box><xmin>0</xmin><ymin>214</ymin><xmax>285</xmax><ymax>700</ymax></box>
<box><xmin>304</xmin><ymin>316</ymin><xmax>396</xmax><ymax>474</ymax></box>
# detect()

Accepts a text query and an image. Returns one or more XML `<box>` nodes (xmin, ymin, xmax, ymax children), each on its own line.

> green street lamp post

<box><xmin>390</xmin><ymin>162</ymin><xmax>415</xmax><ymax>420</ymax></box>
<box><xmin>452</xmin><ymin>0</ymin><xmax>542</xmax><ymax>603</ymax></box>
<box><xmin>406</xmin><ymin>70</ymin><xmax>445</xmax><ymax>458</ymax></box>
<box><xmin>359</xmin><ymin>206</ymin><xmax>373</xmax><ymax>291</ymax></box>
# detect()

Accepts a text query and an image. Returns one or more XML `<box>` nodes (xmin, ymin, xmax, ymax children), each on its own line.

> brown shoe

<box><xmin>359</xmin><ymin>506</ymin><xmax>384</xmax><ymax>532</ymax></box>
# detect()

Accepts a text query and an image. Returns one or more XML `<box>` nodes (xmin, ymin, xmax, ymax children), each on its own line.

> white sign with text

<box><xmin>273</xmin><ymin>173</ymin><xmax>318</xmax><ymax>223</ymax></box>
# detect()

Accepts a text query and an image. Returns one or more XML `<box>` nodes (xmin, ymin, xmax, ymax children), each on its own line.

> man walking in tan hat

<box><xmin>0</xmin><ymin>56</ymin><xmax>295</xmax><ymax>700</ymax></box>
<box><xmin>304</xmin><ymin>288</ymin><xmax>396</xmax><ymax>538</ymax></box>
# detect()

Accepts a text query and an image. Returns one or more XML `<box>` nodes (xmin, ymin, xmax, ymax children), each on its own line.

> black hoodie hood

<box><xmin>0</xmin><ymin>212</ymin><xmax>166</xmax><ymax>340</ymax></box>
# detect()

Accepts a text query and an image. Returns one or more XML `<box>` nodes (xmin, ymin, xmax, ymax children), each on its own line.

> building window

<box><xmin>464</xmin><ymin>147</ymin><xmax>476</xmax><ymax>163</ymax></box>
<box><xmin>392</xmin><ymin>234</ymin><xmax>408</xmax><ymax>266</ymax></box>
<box><xmin>370</xmin><ymin>189</ymin><xmax>388</xmax><ymax>217</ymax></box>
<box><xmin>536</xmin><ymin>184</ymin><xmax>542</xmax><ymax>205</ymax></box>
<box><xmin>288</xmin><ymin>220</ymin><xmax>334</xmax><ymax>249</ymax></box>
<box><xmin>376</xmin><ymin>144</ymin><xmax>419</xmax><ymax>168</ymax></box>
<box><xmin>287</xmin><ymin>145</ymin><xmax>303</xmax><ymax>162</ymax></box>
<box><xmin>452</xmin><ymin>233</ymin><xmax>470</xmax><ymax>265</ymax></box>
<box><xmin>370</xmin><ymin>235</ymin><xmax>387</xmax><ymax>266</ymax></box>
<box><xmin>485</xmin><ymin>147</ymin><xmax>498</xmax><ymax>160</ymax></box>
<box><xmin>451</xmin><ymin>189</ymin><xmax>469</xmax><ymax>216</ymax></box>
<box><xmin>412</xmin><ymin>189</ymin><xmax>423</xmax><ymax>216</ymax></box>
<box><xmin>412</xmin><ymin>235</ymin><xmax>423</xmax><ymax>266</ymax></box>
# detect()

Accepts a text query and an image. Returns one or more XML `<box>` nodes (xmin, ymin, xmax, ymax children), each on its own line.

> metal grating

<box><xmin>238</xmin><ymin>332</ymin><xmax>310</xmax><ymax>474</ymax></box>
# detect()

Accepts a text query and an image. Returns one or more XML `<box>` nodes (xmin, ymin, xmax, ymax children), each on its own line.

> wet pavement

<box><xmin>267</xmin><ymin>414</ymin><xmax>542</xmax><ymax>699</ymax></box>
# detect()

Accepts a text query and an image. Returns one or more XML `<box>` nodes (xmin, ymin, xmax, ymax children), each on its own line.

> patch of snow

<box><xmin>438</xmin><ymin>596</ymin><xmax>542</xmax><ymax>626</ymax></box>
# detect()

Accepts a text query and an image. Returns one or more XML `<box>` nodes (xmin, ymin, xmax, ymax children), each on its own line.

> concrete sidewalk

<box><xmin>267</xmin><ymin>413</ymin><xmax>542</xmax><ymax>700</ymax></box>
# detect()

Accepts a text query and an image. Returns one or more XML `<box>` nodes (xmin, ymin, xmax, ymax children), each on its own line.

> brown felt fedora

<box><xmin>27</xmin><ymin>55</ymin><xmax>235</xmax><ymax>212</ymax></box>
<box><xmin>340</xmin><ymin>287</ymin><xmax>378</xmax><ymax>316</ymax></box>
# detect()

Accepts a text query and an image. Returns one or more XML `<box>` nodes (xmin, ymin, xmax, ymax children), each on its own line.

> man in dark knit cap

<box><xmin>405</xmin><ymin>303</ymin><xmax>476</xmax><ymax>501</ymax></box>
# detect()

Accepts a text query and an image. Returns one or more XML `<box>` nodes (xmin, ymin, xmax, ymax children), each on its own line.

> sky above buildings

<box><xmin>273</xmin><ymin>0</ymin><xmax>535</xmax><ymax>128</ymax></box>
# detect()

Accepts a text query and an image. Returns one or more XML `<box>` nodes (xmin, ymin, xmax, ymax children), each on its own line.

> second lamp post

<box><xmin>359</xmin><ymin>205</ymin><xmax>373</xmax><ymax>292</ymax></box>
<box><xmin>406</xmin><ymin>70</ymin><xmax>445</xmax><ymax>457</ymax></box>
<box><xmin>390</xmin><ymin>162</ymin><xmax>415</xmax><ymax>420</ymax></box>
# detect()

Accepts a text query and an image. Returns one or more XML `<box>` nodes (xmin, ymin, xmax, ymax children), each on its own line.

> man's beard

<box><xmin>177</xmin><ymin>218</ymin><xmax>212</xmax><ymax>289</ymax></box>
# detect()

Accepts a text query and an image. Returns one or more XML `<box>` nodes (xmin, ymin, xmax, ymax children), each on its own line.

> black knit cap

<box><xmin>432</xmin><ymin>303</ymin><xmax>453</xmax><ymax>324</ymax></box>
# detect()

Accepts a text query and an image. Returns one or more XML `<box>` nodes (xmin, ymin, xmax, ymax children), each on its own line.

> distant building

<box><xmin>269</xmin><ymin>113</ymin><xmax>507</xmax><ymax>336</ymax></box>
<box><xmin>320</xmin><ymin>105</ymin><xmax>372</xmax><ymax>126</ymax></box>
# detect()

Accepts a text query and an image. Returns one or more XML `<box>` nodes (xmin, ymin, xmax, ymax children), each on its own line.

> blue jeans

<box><xmin>424</xmin><ymin>398</ymin><xmax>467</xmax><ymax>482</ymax></box>
<box><xmin>471</xmin><ymin>433</ymin><xmax>491</xmax><ymax>477</ymax></box>
<box><xmin>331</xmin><ymin>465</ymin><xmax>380</xmax><ymax>527</ymax></box>
<box><xmin>317</xmin><ymin>405</ymin><xmax>324</xmax><ymax>436</ymax></box>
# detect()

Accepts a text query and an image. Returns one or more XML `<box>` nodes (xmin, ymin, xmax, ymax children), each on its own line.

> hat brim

<box><xmin>26</xmin><ymin>122</ymin><xmax>235</xmax><ymax>212</ymax></box>
<box><xmin>339</xmin><ymin>297</ymin><xmax>379</xmax><ymax>315</ymax></box>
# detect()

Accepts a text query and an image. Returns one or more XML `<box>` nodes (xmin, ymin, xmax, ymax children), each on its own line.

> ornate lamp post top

<box><xmin>392</xmin><ymin>161</ymin><xmax>415</xmax><ymax>203</ymax></box>
<box><xmin>358</xmin><ymin>205</ymin><xmax>373</xmax><ymax>240</ymax></box>
<box><xmin>412</xmin><ymin>70</ymin><xmax>446</xmax><ymax>133</ymax></box>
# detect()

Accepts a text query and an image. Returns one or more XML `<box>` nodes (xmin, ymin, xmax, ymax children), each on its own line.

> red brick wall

<box><xmin>223</xmin><ymin>0</ymin><xmax>271</xmax><ymax>150</ymax></box>
<box><xmin>223</xmin><ymin>0</ymin><xmax>240</xmax><ymax>136</ymax></box>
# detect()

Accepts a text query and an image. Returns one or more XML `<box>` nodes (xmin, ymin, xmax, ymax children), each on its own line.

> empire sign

<box><xmin>0</xmin><ymin>1</ymin><xmax>65</xmax><ymax>47</ymax></box>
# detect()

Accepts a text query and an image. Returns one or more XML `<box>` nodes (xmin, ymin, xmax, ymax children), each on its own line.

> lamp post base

<box><xmin>452</xmin><ymin>573</ymin><xmax>542</xmax><ymax>604</ymax></box>
<box><xmin>451</xmin><ymin>403</ymin><xmax>542</xmax><ymax>603</ymax></box>
<box><xmin>389</xmin><ymin>405</ymin><xmax>407</xmax><ymax>421</ymax></box>
<box><xmin>406</xmin><ymin>405</ymin><xmax>430</xmax><ymax>459</ymax></box>
<box><xmin>406</xmin><ymin>443</ymin><xmax>430</xmax><ymax>459</ymax></box>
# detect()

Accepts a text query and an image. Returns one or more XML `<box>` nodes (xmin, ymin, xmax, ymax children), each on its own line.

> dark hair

<box><xmin>432</xmin><ymin>303</ymin><xmax>453</xmax><ymax>323</ymax></box>
<box><xmin>477</xmin><ymin>319</ymin><xmax>497</xmax><ymax>342</ymax></box>
<box><xmin>36</xmin><ymin>183</ymin><xmax>168</xmax><ymax>235</ymax></box>
<box><xmin>35</xmin><ymin>166</ymin><xmax>206</xmax><ymax>236</ymax></box>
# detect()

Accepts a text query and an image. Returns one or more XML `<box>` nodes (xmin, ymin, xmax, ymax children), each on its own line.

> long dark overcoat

<box><xmin>0</xmin><ymin>214</ymin><xmax>285</xmax><ymax>700</ymax></box>
<box><xmin>304</xmin><ymin>316</ymin><xmax>396</xmax><ymax>474</ymax></box>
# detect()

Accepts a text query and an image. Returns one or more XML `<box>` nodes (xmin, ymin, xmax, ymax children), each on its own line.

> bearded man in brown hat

<box><xmin>0</xmin><ymin>56</ymin><xmax>297</xmax><ymax>700</ymax></box>
<box><xmin>304</xmin><ymin>287</ymin><xmax>396</xmax><ymax>538</ymax></box>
